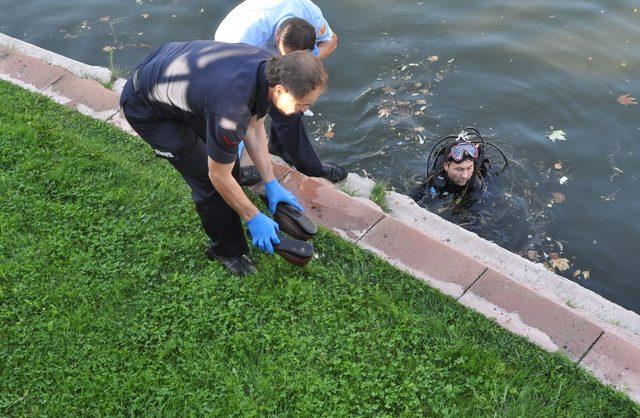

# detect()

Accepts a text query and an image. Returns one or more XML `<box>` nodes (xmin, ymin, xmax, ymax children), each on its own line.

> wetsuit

<box><xmin>119</xmin><ymin>41</ymin><xmax>273</xmax><ymax>257</ymax></box>
<box><xmin>409</xmin><ymin>158</ymin><xmax>491</xmax><ymax>207</ymax></box>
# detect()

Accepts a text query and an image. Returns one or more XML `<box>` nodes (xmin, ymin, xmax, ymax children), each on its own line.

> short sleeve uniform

<box><xmin>214</xmin><ymin>0</ymin><xmax>334</xmax><ymax>53</ymax></box>
<box><xmin>126</xmin><ymin>41</ymin><xmax>273</xmax><ymax>164</ymax></box>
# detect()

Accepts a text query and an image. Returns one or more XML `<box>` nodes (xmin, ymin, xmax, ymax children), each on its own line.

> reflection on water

<box><xmin>1</xmin><ymin>0</ymin><xmax>638</xmax><ymax>312</ymax></box>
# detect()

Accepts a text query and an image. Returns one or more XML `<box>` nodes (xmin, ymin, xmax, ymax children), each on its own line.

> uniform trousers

<box><xmin>269</xmin><ymin>107</ymin><xmax>323</xmax><ymax>176</ymax></box>
<box><xmin>119</xmin><ymin>79</ymin><xmax>249</xmax><ymax>258</ymax></box>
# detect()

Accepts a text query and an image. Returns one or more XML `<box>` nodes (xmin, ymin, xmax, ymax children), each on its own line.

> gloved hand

<box><xmin>247</xmin><ymin>212</ymin><xmax>280</xmax><ymax>254</ymax></box>
<box><xmin>264</xmin><ymin>180</ymin><xmax>304</xmax><ymax>215</ymax></box>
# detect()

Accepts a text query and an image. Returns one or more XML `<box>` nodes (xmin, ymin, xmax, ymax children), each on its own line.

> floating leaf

<box><xmin>102</xmin><ymin>46</ymin><xmax>116</xmax><ymax>52</ymax></box>
<box><xmin>617</xmin><ymin>94</ymin><xmax>637</xmax><ymax>105</ymax></box>
<box><xmin>428</xmin><ymin>55</ymin><xmax>439</xmax><ymax>62</ymax></box>
<box><xmin>554</xmin><ymin>162</ymin><xmax>563</xmax><ymax>170</ymax></box>
<box><xmin>559</xmin><ymin>176</ymin><xmax>569</xmax><ymax>185</ymax></box>
<box><xmin>99</xmin><ymin>16</ymin><xmax>111</xmax><ymax>22</ymax></box>
<box><xmin>141</xmin><ymin>13</ymin><xmax>150</xmax><ymax>19</ymax></box>
<box><xmin>582</xmin><ymin>270</ymin><xmax>590</xmax><ymax>279</ymax></box>
<box><xmin>414</xmin><ymin>126</ymin><xmax>425</xmax><ymax>133</ymax></box>
<box><xmin>550</xmin><ymin>257</ymin><xmax>571</xmax><ymax>272</ymax></box>
<box><xmin>574</xmin><ymin>270</ymin><xmax>582</xmax><ymax>277</ymax></box>
<box><xmin>526</xmin><ymin>250</ymin><xmax>540</xmax><ymax>261</ymax></box>
<box><xmin>547</xmin><ymin>129</ymin><xmax>567</xmax><ymax>142</ymax></box>
<box><xmin>551</xmin><ymin>192</ymin><xmax>566</xmax><ymax>203</ymax></box>
<box><xmin>378</xmin><ymin>108</ymin><xmax>391</xmax><ymax>118</ymax></box>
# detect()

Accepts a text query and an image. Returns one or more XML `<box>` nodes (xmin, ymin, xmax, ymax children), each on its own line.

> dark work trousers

<box><xmin>269</xmin><ymin>107</ymin><xmax>323</xmax><ymax>176</ymax></box>
<box><xmin>119</xmin><ymin>79</ymin><xmax>249</xmax><ymax>258</ymax></box>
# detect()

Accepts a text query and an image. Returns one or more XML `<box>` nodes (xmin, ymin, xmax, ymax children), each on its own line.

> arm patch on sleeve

<box><xmin>206</xmin><ymin>115</ymin><xmax>248</xmax><ymax>164</ymax></box>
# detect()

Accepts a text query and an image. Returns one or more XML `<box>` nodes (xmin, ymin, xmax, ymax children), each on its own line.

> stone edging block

<box><xmin>459</xmin><ymin>269</ymin><xmax>603</xmax><ymax>361</ymax></box>
<box><xmin>0</xmin><ymin>33</ymin><xmax>111</xmax><ymax>83</ymax></box>
<box><xmin>580</xmin><ymin>329</ymin><xmax>640</xmax><ymax>398</ymax></box>
<box><xmin>42</xmin><ymin>73</ymin><xmax>121</xmax><ymax>121</ymax></box>
<box><xmin>0</xmin><ymin>45</ymin><xmax>67</xmax><ymax>92</ymax></box>
<box><xmin>358</xmin><ymin>216</ymin><xmax>487</xmax><ymax>298</ymax></box>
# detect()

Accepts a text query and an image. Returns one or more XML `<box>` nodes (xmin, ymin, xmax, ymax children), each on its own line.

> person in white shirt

<box><xmin>215</xmin><ymin>0</ymin><xmax>346</xmax><ymax>183</ymax></box>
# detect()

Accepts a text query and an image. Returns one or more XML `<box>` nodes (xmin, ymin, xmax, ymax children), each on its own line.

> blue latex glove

<box><xmin>264</xmin><ymin>180</ymin><xmax>304</xmax><ymax>215</ymax></box>
<box><xmin>247</xmin><ymin>212</ymin><xmax>280</xmax><ymax>254</ymax></box>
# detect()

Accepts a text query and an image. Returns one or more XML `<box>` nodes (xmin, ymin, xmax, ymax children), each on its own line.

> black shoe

<box><xmin>320</xmin><ymin>163</ymin><xmax>348</xmax><ymax>183</ymax></box>
<box><xmin>206</xmin><ymin>247</ymin><xmax>257</xmax><ymax>276</ymax></box>
<box><xmin>238</xmin><ymin>165</ymin><xmax>262</xmax><ymax>186</ymax></box>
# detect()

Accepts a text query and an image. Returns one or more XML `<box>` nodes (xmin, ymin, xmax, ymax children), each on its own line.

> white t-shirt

<box><xmin>214</xmin><ymin>0</ymin><xmax>334</xmax><ymax>53</ymax></box>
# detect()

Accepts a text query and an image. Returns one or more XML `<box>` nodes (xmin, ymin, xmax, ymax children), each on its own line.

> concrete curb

<box><xmin>0</xmin><ymin>33</ymin><xmax>111</xmax><ymax>83</ymax></box>
<box><xmin>0</xmin><ymin>35</ymin><xmax>638</xmax><ymax>403</ymax></box>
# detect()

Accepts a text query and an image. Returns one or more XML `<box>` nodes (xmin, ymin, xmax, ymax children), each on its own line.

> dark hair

<box><xmin>265</xmin><ymin>51</ymin><xmax>328</xmax><ymax>98</ymax></box>
<box><xmin>278</xmin><ymin>17</ymin><xmax>316</xmax><ymax>51</ymax></box>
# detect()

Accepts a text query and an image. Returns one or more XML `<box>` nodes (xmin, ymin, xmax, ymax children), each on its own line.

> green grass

<box><xmin>0</xmin><ymin>80</ymin><xmax>638</xmax><ymax>416</ymax></box>
<box><xmin>370</xmin><ymin>180</ymin><xmax>390</xmax><ymax>213</ymax></box>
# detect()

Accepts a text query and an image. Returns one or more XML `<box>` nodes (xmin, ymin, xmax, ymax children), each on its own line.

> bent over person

<box><xmin>119</xmin><ymin>41</ymin><xmax>328</xmax><ymax>275</ymax></box>
<box><xmin>215</xmin><ymin>0</ymin><xmax>347</xmax><ymax>183</ymax></box>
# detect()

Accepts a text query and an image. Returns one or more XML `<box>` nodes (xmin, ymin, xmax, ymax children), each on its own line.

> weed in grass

<box><xmin>370</xmin><ymin>179</ymin><xmax>390</xmax><ymax>212</ymax></box>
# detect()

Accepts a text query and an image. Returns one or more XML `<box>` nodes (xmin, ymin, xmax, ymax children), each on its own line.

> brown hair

<box><xmin>265</xmin><ymin>51</ymin><xmax>328</xmax><ymax>98</ymax></box>
<box><xmin>278</xmin><ymin>17</ymin><xmax>316</xmax><ymax>52</ymax></box>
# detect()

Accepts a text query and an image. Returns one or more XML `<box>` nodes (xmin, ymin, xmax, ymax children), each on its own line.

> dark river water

<box><xmin>2</xmin><ymin>0</ymin><xmax>639</xmax><ymax>313</ymax></box>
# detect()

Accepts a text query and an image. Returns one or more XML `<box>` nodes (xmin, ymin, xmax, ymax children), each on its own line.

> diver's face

<box><xmin>444</xmin><ymin>160</ymin><xmax>475</xmax><ymax>186</ymax></box>
<box><xmin>271</xmin><ymin>84</ymin><xmax>324</xmax><ymax>116</ymax></box>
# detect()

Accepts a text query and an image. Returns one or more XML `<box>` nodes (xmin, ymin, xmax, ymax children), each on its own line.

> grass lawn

<box><xmin>0</xmin><ymin>80</ymin><xmax>638</xmax><ymax>416</ymax></box>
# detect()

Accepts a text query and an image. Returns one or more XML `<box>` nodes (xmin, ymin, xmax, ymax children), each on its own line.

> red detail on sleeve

<box><xmin>222</xmin><ymin>134</ymin><xmax>238</xmax><ymax>147</ymax></box>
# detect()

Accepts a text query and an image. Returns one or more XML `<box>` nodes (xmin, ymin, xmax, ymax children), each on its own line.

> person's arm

<box><xmin>242</xmin><ymin>116</ymin><xmax>275</xmax><ymax>184</ymax></box>
<box><xmin>243</xmin><ymin>115</ymin><xmax>304</xmax><ymax>214</ymax></box>
<box><xmin>316</xmin><ymin>32</ymin><xmax>338</xmax><ymax>60</ymax></box>
<box><xmin>208</xmin><ymin>158</ymin><xmax>259</xmax><ymax>221</ymax></box>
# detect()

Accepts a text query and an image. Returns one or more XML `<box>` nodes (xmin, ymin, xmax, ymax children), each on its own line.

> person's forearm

<box><xmin>317</xmin><ymin>34</ymin><xmax>338</xmax><ymax>60</ymax></box>
<box><xmin>208</xmin><ymin>158</ymin><xmax>259</xmax><ymax>221</ymax></box>
<box><xmin>243</xmin><ymin>118</ymin><xmax>275</xmax><ymax>183</ymax></box>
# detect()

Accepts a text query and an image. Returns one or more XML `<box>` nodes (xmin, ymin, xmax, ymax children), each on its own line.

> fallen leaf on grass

<box><xmin>574</xmin><ymin>270</ymin><xmax>582</xmax><ymax>277</ymax></box>
<box><xmin>551</xmin><ymin>192</ymin><xmax>566</xmax><ymax>203</ymax></box>
<box><xmin>102</xmin><ymin>46</ymin><xmax>116</xmax><ymax>52</ymax></box>
<box><xmin>617</xmin><ymin>94</ymin><xmax>637</xmax><ymax>105</ymax></box>
<box><xmin>414</xmin><ymin>126</ymin><xmax>425</xmax><ymax>133</ymax></box>
<box><xmin>550</xmin><ymin>257</ymin><xmax>571</xmax><ymax>272</ymax></box>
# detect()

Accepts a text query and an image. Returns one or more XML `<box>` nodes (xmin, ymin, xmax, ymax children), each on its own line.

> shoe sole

<box><xmin>274</xmin><ymin>233</ymin><xmax>314</xmax><ymax>267</ymax></box>
<box><xmin>261</xmin><ymin>196</ymin><xmax>317</xmax><ymax>241</ymax></box>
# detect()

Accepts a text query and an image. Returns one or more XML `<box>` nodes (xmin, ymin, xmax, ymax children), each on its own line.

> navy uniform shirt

<box><xmin>133</xmin><ymin>40</ymin><xmax>274</xmax><ymax>163</ymax></box>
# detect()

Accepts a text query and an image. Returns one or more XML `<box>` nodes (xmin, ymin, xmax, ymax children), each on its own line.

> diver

<box><xmin>409</xmin><ymin>128</ymin><xmax>508</xmax><ymax>207</ymax></box>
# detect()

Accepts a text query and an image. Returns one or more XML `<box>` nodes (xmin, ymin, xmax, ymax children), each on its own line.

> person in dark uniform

<box><xmin>119</xmin><ymin>41</ymin><xmax>328</xmax><ymax>275</ymax></box>
<box><xmin>409</xmin><ymin>141</ymin><xmax>492</xmax><ymax>207</ymax></box>
<box><xmin>215</xmin><ymin>0</ymin><xmax>347</xmax><ymax>183</ymax></box>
